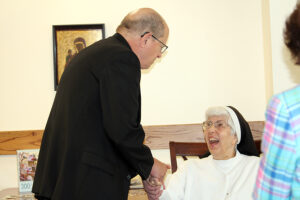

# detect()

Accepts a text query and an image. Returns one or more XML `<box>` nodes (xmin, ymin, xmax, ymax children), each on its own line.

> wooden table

<box><xmin>0</xmin><ymin>188</ymin><xmax>147</xmax><ymax>200</ymax></box>
<box><xmin>128</xmin><ymin>189</ymin><xmax>148</xmax><ymax>200</ymax></box>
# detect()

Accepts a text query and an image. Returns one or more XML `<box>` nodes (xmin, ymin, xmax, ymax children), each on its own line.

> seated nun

<box><xmin>158</xmin><ymin>106</ymin><xmax>260</xmax><ymax>200</ymax></box>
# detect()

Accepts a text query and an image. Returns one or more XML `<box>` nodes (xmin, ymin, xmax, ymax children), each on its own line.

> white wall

<box><xmin>270</xmin><ymin>0</ymin><xmax>300</xmax><ymax>94</ymax></box>
<box><xmin>0</xmin><ymin>0</ymin><xmax>267</xmax><ymax>190</ymax></box>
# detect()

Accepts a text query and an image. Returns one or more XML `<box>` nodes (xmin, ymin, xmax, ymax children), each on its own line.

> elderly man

<box><xmin>32</xmin><ymin>8</ymin><xmax>169</xmax><ymax>200</ymax></box>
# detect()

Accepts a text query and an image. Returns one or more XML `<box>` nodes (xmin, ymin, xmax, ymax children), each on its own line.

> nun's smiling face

<box><xmin>203</xmin><ymin>115</ymin><xmax>238</xmax><ymax>160</ymax></box>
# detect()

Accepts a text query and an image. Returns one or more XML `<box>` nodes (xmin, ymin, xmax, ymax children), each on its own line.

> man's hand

<box><xmin>147</xmin><ymin>176</ymin><xmax>162</xmax><ymax>186</ymax></box>
<box><xmin>150</xmin><ymin>158</ymin><xmax>170</xmax><ymax>189</ymax></box>
<box><xmin>143</xmin><ymin>179</ymin><xmax>163</xmax><ymax>200</ymax></box>
<box><xmin>150</xmin><ymin>158</ymin><xmax>170</xmax><ymax>178</ymax></box>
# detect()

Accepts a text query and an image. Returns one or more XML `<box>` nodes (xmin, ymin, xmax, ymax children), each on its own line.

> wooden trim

<box><xmin>144</xmin><ymin>121</ymin><xmax>264</xmax><ymax>149</ymax></box>
<box><xmin>0</xmin><ymin>121</ymin><xmax>264</xmax><ymax>155</ymax></box>
<box><xmin>0</xmin><ymin>130</ymin><xmax>43</xmax><ymax>155</ymax></box>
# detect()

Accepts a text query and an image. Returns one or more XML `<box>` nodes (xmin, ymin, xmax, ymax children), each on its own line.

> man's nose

<box><xmin>157</xmin><ymin>52</ymin><xmax>162</xmax><ymax>58</ymax></box>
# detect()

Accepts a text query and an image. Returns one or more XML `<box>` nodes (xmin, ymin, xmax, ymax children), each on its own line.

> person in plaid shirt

<box><xmin>253</xmin><ymin>2</ymin><xmax>300</xmax><ymax>199</ymax></box>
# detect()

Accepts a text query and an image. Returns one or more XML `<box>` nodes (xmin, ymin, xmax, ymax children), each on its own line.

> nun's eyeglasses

<box><xmin>141</xmin><ymin>32</ymin><xmax>168</xmax><ymax>53</ymax></box>
<box><xmin>202</xmin><ymin>120</ymin><xmax>229</xmax><ymax>131</ymax></box>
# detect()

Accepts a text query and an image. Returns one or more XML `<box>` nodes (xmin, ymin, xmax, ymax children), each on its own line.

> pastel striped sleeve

<box><xmin>253</xmin><ymin>94</ymin><xmax>297</xmax><ymax>200</ymax></box>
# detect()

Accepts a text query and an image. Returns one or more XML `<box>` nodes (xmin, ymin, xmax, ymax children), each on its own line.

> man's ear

<box><xmin>140</xmin><ymin>32</ymin><xmax>152</xmax><ymax>47</ymax></box>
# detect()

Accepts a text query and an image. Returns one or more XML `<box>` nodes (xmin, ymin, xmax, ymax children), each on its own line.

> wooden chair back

<box><xmin>169</xmin><ymin>141</ymin><xmax>208</xmax><ymax>173</ymax></box>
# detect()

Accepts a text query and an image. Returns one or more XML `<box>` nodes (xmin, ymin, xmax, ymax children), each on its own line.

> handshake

<box><xmin>142</xmin><ymin>158</ymin><xmax>170</xmax><ymax>200</ymax></box>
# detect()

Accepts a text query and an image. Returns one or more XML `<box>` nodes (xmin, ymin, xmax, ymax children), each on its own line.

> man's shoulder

<box><xmin>79</xmin><ymin>35</ymin><xmax>137</xmax><ymax>65</ymax></box>
<box><xmin>90</xmin><ymin>36</ymin><xmax>131</xmax><ymax>53</ymax></box>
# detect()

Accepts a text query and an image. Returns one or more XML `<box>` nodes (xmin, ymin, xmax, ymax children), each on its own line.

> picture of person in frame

<box><xmin>64</xmin><ymin>37</ymin><xmax>87</xmax><ymax>69</ymax></box>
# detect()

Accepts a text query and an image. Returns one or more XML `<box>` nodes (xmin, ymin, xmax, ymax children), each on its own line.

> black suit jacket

<box><xmin>32</xmin><ymin>33</ymin><xmax>154</xmax><ymax>200</ymax></box>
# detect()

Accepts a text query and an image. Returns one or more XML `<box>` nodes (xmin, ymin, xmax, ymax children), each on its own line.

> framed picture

<box><xmin>52</xmin><ymin>24</ymin><xmax>105</xmax><ymax>90</ymax></box>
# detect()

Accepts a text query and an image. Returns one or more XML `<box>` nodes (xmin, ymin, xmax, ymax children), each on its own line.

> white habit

<box><xmin>160</xmin><ymin>151</ymin><xmax>259</xmax><ymax>200</ymax></box>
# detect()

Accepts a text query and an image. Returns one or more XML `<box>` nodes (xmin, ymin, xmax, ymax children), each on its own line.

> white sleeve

<box><xmin>159</xmin><ymin>161</ymin><xmax>189</xmax><ymax>200</ymax></box>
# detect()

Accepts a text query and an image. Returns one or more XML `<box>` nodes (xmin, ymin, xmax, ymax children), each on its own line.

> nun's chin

<box><xmin>211</xmin><ymin>147</ymin><xmax>237</xmax><ymax>160</ymax></box>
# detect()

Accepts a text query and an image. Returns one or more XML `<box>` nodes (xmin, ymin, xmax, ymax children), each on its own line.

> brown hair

<box><xmin>284</xmin><ymin>3</ymin><xmax>300</xmax><ymax>64</ymax></box>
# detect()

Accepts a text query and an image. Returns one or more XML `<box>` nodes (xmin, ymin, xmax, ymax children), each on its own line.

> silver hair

<box><xmin>116</xmin><ymin>8</ymin><xmax>167</xmax><ymax>38</ymax></box>
<box><xmin>205</xmin><ymin>106</ymin><xmax>236</xmax><ymax>135</ymax></box>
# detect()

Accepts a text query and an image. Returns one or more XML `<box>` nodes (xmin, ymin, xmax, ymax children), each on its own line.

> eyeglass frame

<box><xmin>140</xmin><ymin>32</ymin><xmax>168</xmax><ymax>53</ymax></box>
<box><xmin>202</xmin><ymin>120</ymin><xmax>230</xmax><ymax>132</ymax></box>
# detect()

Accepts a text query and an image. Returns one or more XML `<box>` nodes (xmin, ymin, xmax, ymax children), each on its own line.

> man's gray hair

<box><xmin>116</xmin><ymin>8</ymin><xmax>167</xmax><ymax>38</ymax></box>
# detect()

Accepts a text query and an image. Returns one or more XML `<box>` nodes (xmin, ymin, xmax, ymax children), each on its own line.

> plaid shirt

<box><xmin>253</xmin><ymin>85</ymin><xmax>300</xmax><ymax>200</ymax></box>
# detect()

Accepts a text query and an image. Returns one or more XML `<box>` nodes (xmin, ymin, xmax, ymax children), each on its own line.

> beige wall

<box><xmin>0</xmin><ymin>0</ymin><xmax>268</xmax><ymax>190</ymax></box>
<box><xmin>270</xmin><ymin>0</ymin><xmax>300</xmax><ymax>94</ymax></box>
<box><xmin>0</xmin><ymin>0</ymin><xmax>267</xmax><ymax>132</ymax></box>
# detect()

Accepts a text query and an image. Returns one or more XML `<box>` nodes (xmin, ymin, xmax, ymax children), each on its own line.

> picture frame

<box><xmin>52</xmin><ymin>24</ymin><xmax>105</xmax><ymax>90</ymax></box>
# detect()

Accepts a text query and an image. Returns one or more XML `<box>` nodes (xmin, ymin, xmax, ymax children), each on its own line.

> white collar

<box><xmin>212</xmin><ymin>150</ymin><xmax>242</xmax><ymax>173</ymax></box>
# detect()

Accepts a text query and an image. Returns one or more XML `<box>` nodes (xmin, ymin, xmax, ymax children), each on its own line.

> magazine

<box><xmin>16</xmin><ymin>149</ymin><xmax>39</xmax><ymax>193</ymax></box>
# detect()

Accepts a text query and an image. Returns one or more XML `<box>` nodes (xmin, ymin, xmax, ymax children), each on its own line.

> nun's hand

<box><xmin>143</xmin><ymin>178</ymin><xmax>163</xmax><ymax>200</ymax></box>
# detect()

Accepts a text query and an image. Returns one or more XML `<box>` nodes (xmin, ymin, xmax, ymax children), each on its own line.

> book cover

<box><xmin>16</xmin><ymin>149</ymin><xmax>39</xmax><ymax>193</ymax></box>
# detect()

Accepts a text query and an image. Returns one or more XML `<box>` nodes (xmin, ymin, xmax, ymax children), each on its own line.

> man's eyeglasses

<box><xmin>202</xmin><ymin>120</ymin><xmax>229</xmax><ymax>131</ymax></box>
<box><xmin>141</xmin><ymin>32</ymin><xmax>168</xmax><ymax>53</ymax></box>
